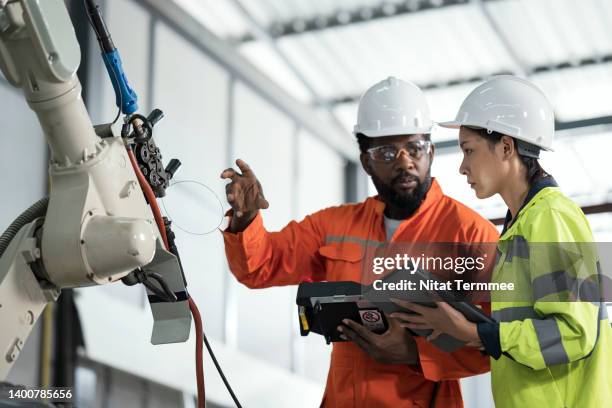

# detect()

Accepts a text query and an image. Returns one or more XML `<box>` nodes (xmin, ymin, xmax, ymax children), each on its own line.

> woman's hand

<box><xmin>390</xmin><ymin>299</ymin><xmax>481</xmax><ymax>344</ymax></box>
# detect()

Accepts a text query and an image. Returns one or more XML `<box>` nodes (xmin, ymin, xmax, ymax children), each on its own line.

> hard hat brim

<box><xmin>437</xmin><ymin>121</ymin><xmax>555</xmax><ymax>152</ymax></box>
<box><xmin>356</xmin><ymin>127</ymin><xmax>432</xmax><ymax>137</ymax></box>
<box><xmin>437</xmin><ymin>121</ymin><xmax>461</xmax><ymax>129</ymax></box>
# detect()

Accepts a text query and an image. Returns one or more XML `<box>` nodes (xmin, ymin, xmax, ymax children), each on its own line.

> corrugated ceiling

<box><xmin>179</xmin><ymin>0</ymin><xmax>612</xmax><ymax>209</ymax></box>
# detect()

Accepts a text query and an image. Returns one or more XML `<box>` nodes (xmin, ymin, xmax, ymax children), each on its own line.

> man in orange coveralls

<box><xmin>221</xmin><ymin>77</ymin><xmax>499</xmax><ymax>408</ymax></box>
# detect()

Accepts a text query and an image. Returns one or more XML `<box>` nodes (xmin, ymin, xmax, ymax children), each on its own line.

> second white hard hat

<box><xmin>439</xmin><ymin>75</ymin><xmax>554</xmax><ymax>151</ymax></box>
<box><xmin>354</xmin><ymin>77</ymin><xmax>433</xmax><ymax>137</ymax></box>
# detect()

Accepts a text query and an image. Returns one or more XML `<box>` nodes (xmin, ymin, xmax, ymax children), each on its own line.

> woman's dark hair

<box><xmin>472</xmin><ymin>127</ymin><xmax>550</xmax><ymax>185</ymax></box>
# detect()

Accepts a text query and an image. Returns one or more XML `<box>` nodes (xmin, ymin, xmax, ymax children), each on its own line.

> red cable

<box><xmin>126</xmin><ymin>148</ymin><xmax>169</xmax><ymax>249</ymax></box>
<box><xmin>127</xmin><ymin>146</ymin><xmax>206</xmax><ymax>407</ymax></box>
<box><xmin>189</xmin><ymin>297</ymin><xmax>205</xmax><ymax>407</ymax></box>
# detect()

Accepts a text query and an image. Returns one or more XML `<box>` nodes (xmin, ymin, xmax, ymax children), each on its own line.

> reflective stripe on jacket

<box><xmin>490</xmin><ymin>181</ymin><xmax>612</xmax><ymax>408</ymax></box>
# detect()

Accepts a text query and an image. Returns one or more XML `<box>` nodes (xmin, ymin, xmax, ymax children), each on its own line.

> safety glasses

<box><xmin>366</xmin><ymin>140</ymin><xmax>432</xmax><ymax>163</ymax></box>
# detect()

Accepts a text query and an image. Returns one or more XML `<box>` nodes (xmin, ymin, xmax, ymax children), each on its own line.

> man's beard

<box><xmin>371</xmin><ymin>170</ymin><xmax>432</xmax><ymax>217</ymax></box>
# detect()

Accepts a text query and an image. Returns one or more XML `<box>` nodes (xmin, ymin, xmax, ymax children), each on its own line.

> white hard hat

<box><xmin>354</xmin><ymin>77</ymin><xmax>433</xmax><ymax>137</ymax></box>
<box><xmin>439</xmin><ymin>75</ymin><xmax>554</xmax><ymax>152</ymax></box>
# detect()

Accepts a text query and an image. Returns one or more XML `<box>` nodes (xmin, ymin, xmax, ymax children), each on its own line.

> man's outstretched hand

<box><xmin>221</xmin><ymin>159</ymin><xmax>269</xmax><ymax>232</ymax></box>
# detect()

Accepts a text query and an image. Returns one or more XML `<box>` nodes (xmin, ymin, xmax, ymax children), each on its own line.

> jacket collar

<box><xmin>501</xmin><ymin>176</ymin><xmax>558</xmax><ymax>235</ymax></box>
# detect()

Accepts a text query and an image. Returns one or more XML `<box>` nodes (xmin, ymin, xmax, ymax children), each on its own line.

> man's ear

<box><xmin>500</xmin><ymin>135</ymin><xmax>516</xmax><ymax>159</ymax></box>
<box><xmin>429</xmin><ymin>141</ymin><xmax>435</xmax><ymax>163</ymax></box>
<box><xmin>360</xmin><ymin>152</ymin><xmax>373</xmax><ymax>176</ymax></box>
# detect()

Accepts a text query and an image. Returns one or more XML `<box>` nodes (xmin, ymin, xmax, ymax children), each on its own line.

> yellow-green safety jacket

<box><xmin>476</xmin><ymin>177</ymin><xmax>612</xmax><ymax>407</ymax></box>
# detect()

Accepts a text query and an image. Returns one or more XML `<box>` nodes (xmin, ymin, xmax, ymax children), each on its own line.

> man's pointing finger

<box><xmin>235</xmin><ymin>159</ymin><xmax>253</xmax><ymax>176</ymax></box>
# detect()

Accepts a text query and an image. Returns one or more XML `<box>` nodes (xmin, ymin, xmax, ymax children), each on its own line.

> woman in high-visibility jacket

<box><xmin>392</xmin><ymin>76</ymin><xmax>612</xmax><ymax>407</ymax></box>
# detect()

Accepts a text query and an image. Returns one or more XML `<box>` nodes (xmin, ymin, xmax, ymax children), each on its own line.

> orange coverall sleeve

<box><xmin>222</xmin><ymin>211</ymin><xmax>327</xmax><ymax>288</ymax></box>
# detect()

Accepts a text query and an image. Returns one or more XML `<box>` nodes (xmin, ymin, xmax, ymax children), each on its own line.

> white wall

<box><xmin>0</xmin><ymin>82</ymin><xmax>48</xmax><ymax>223</ymax></box>
<box><xmin>230</xmin><ymin>81</ymin><xmax>296</xmax><ymax>369</ymax></box>
<box><xmin>151</xmin><ymin>20</ymin><xmax>230</xmax><ymax>341</ymax></box>
<box><xmin>293</xmin><ymin>129</ymin><xmax>344</xmax><ymax>382</ymax></box>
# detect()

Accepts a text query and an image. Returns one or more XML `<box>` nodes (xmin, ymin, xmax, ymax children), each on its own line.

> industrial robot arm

<box><xmin>0</xmin><ymin>0</ymin><xmax>190</xmax><ymax>380</ymax></box>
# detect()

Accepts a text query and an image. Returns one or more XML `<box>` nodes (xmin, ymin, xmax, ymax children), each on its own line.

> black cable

<box><xmin>142</xmin><ymin>279</ymin><xmax>172</xmax><ymax>302</ymax></box>
<box><xmin>202</xmin><ymin>331</ymin><xmax>243</xmax><ymax>408</ymax></box>
<box><xmin>126</xmin><ymin>269</ymin><xmax>177</xmax><ymax>303</ymax></box>
<box><xmin>82</xmin><ymin>0</ymin><xmax>122</xmax><ymax>124</ymax></box>
<box><xmin>84</xmin><ymin>0</ymin><xmax>115</xmax><ymax>52</ymax></box>
<box><xmin>147</xmin><ymin>271</ymin><xmax>178</xmax><ymax>302</ymax></box>
<box><xmin>146</xmin><ymin>250</ymin><xmax>242</xmax><ymax>405</ymax></box>
<box><xmin>82</xmin><ymin>0</ymin><xmax>102</xmax><ymax>39</ymax></box>
<box><xmin>145</xmin><ymin>269</ymin><xmax>243</xmax><ymax>406</ymax></box>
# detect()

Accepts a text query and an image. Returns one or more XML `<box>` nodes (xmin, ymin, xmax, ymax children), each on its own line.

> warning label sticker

<box><xmin>358</xmin><ymin>309</ymin><xmax>385</xmax><ymax>331</ymax></box>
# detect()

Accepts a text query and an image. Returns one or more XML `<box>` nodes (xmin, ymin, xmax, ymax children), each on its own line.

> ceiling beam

<box><xmin>227</xmin><ymin>0</ymin><xmax>349</xmax><ymax>134</ymax></box>
<box><xmin>325</xmin><ymin>71</ymin><xmax>512</xmax><ymax>106</ymax></box>
<box><xmin>472</xmin><ymin>0</ymin><xmax>528</xmax><ymax>76</ymax></box>
<box><xmin>232</xmin><ymin>0</ymin><xmax>473</xmax><ymax>43</ymax></box>
<box><xmin>322</xmin><ymin>54</ymin><xmax>612</xmax><ymax>106</ymax></box>
<box><xmin>556</xmin><ymin>115</ymin><xmax>612</xmax><ymax>131</ymax></box>
<box><xmin>533</xmin><ymin>54</ymin><xmax>612</xmax><ymax>73</ymax></box>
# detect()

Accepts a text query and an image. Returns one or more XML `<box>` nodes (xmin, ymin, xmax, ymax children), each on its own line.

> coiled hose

<box><xmin>0</xmin><ymin>197</ymin><xmax>49</xmax><ymax>258</ymax></box>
